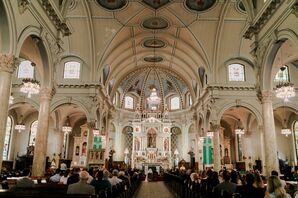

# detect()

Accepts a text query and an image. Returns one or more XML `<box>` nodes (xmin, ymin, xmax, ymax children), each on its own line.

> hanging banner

<box><xmin>93</xmin><ymin>135</ymin><xmax>106</xmax><ymax>149</ymax></box>
<box><xmin>203</xmin><ymin>137</ymin><xmax>213</xmax><ymax>165</ymax></box>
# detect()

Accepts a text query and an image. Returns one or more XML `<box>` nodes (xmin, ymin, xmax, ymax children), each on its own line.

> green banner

<box><xmin>93</xmin><ymin>136</ymin><xmax>102</xmax><ymax>149</ymax></box>
<box><xmin>203</xmin><ymin>137</ymin><xmax>213</xmax><ymax>165</ymax></box>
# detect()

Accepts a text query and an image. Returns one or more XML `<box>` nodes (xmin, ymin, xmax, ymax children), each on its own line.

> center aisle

<box><xmin>133</xmin><ymin>181</ymin><xmax>175</xmax><ymax>198</ymax></box>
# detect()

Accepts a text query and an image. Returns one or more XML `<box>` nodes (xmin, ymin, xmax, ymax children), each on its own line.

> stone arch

<box><xmin>16</xmin><ymin>26</ymin><xmax>54</xmax><ymax>87</ymax></box>
<box><xmin>0</xmin><ymin>1</ymin><xmax>16</xmax><ymax>53</ymax></box>
<box><xmin>261</xmin><ymin>29</ymin><xmax>298</xmax><ymax>90</ymax></box>
<box><xmin>50</xmin><ymin>99</ymin><xmax>91</xmax><ymax>121</ymax></box>
<box><xmin>9</xmin><ymin>99</ymin><xmax>39</xmax><ymax>111</ymax></box>
<box><xmin>217</xmin><ymin>102</ymin><xmax>263</xmax><ymax>126</ymax></box>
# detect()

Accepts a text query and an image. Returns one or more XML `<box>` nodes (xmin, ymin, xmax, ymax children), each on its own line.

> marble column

<box><xmin>181</xmin><ymin>124</ymin><xmax>189</xmax><ymax>161</ymax></box>
<box><xmin>212</xmin><ymin>124</ymin><xmax>221</xmax><ymax>171</ymax></box>
<box><xmin>261</xmin><ymin>91</ymin><xmax>279</xmax><ymax>176</ymax></box>
<box><xmin>0</xmin><ymin>54</ymin><xmax>17</xmax><ymax>171</ymax></box>
<box><xmin>56</xmin><ymin>129</ymin><xmax>64</xmax><ymax>158</ymax></box>
<box><xmin>258</xmin><ymin>125</ymin><xmax>267</xmax><ymax>174</ymax></box>
<box><xmin>32</xmin><ymin>87</ymin><xmax>54</xmax><ymax>177</ymax></box>
<box><xmin>114</xmin><ymin>123</ymin><xmax>122</xmax><ymax>161</ymax></box>
<box><xmin>86</xmin><ymin>121</ymin><xmax>95</xmax><ymax>165</ymax></box>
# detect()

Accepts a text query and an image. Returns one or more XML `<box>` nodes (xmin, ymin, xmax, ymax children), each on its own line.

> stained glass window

<box><xmin>228</xmin><ymin>64</ymin><xmax>245</xmax><ymax>81</ymax></box>
<box><xmin>3</xmin><ymin>117</ymin><xmax>12</xmax><ymax>160</ymax></box>
<box><xmin>274</xmin><ymin>66</ymin><xmax>289</xmax><ymax>82</ymax></box>
<box><xmin>64</xmin><ymin>61</ymin><xmax>81</xmax><ymax>79</ymax></box>
<box><xmin>170</xmin><ymin>96</ymin><xmax>180</xmax><ymax>110</ymax></box>
<box><xmin>29</xmin><ymin>121</ymin><xmax>38</xmax><ymax>146</ymax></box>
<box><xmin>18</xmin><ymin>60</ymin><xmax>34</xmax><ymax>79</ymax></box>
<box><xmin>124</xmin><ymin>96</ymin><xmax>134</xmax><ymax>109</ymax></box>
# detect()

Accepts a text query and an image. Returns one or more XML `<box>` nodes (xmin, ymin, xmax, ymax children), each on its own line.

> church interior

<box><xmin>0</xmin><ymin>0</ymin><xmax>298</xmax><ymax>197</ymax></box>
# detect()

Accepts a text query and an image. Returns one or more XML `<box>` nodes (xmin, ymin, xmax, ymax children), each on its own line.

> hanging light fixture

<box><xmin>280</xmin><ymin>105</ymin><xmax>291</xmax><ymax>137</ymax></box>
<box><xmin>275</xmin><ymin>48</ymin><xmax>295</xmax><ymax>102</ymax></box>
<box><xmin>235</xmin><ymin>119</ymin><xmax>245</xmax><ymax>137</ymax></box>
<box><xmin>9</xmin><ymin>95</ymin><xmax>14</xmax><ymax>104</ymax></box>
<box><xmin>20</xmin><ymin>78</ymin><xmax>40</xmax><ymax>98</ymax></box>
<box><xmin>62</xmin><ymin>116</ymin><xmax>72</xmax><ymax>134</ymax></box>
<box><xmin>15</xmin><ymin>115</ymin><xmax>25</xmax><ymax>133</ymax></box>
<box><xmin>147</xmin><ymin>87</ymin><xmax>161</xmax><ymax>106</ymax></box>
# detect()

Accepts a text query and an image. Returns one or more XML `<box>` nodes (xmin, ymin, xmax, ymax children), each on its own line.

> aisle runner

<box><xmin>133</xmin><ymin>181</ymin><xmax>174</xmax><ymax>198</ymax></box>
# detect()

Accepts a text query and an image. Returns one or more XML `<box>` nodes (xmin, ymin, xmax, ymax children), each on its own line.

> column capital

<box><xmin>87</xmin><ymin>121</ymin><xmax>96</xmax><ymax>129</ymax></box>
<box><xmin>259</xmin><ymin>90</ymin><xmax>273</xmax><ymax>103</ymax></box>
<box><xmin>39</xmin><ymin>87</ymin><xmax>55</xmax><ymax>101</ymax></box>
<box><xmin>210</xmin><ymin>122</ymin><xmax>221</xmax><ymax>132</ymax></box>
<box><xmin>0</xmin><ymin>54</ymin><xmax>19</xmax><ymax>73</ymax></box>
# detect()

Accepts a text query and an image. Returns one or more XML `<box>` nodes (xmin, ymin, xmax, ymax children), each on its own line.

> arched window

<box><xmin>64</xmin><ymin>61</ymin><xmax>81</xmax><ymax>79</ymax></box>
<box><xmin>274</xmin><ymin>65</ymin><xmax>289</xmax><ymax>82</ymax></box>
<box><xmin>228</xmin><ymin>63</ymin><xmax>245</xmax><ymax>81</ymax></box>
<box><xmin>3</xmin><ymin>117</ymin><xmax>12</xmax><ymax>160</ymax></box>
<box><xmin>124</xmin><ymin>96</ymin><xmax>134</xmax><ymax>109</ymax></box>
<box><xmin>29</xmin><ymin>121</ymin><xmax>38</xmax><ymax>146</ymax></box>
<box><xmin>170</xmin><ymin>96</ymin><xmax>180</xmax><ymax>110</ymax></box>
<box><xmin>17</xmin><ymin>60</ymin><xmax>34</xmax><ymax>79</ymax></box>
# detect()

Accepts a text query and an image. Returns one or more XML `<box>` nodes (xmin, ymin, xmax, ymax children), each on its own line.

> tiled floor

<box><xmin>133</xmin><ymin>181</ymin><xmax>174</xmax><ymax>198</ymax></box>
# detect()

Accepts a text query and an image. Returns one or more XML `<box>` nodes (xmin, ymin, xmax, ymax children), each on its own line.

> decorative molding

<box><xmin>243</xmin><ymin>0</ymin><xmax>282</xmax><ymax>39</ymax></box>
<box><xmin>207</xmin><ymin>85</ymin><xmax>256</xmax><ymax>91</ymax></box>
<box><xmin>0</xmin><ymin>54</ymin><xmax>19</xmax><ymax>73</ymax></box>
<box><xmin>293</xmin><ymin>3</ymin><xmax>298</xmax><ymax>17</ymax></box>
<box><xmin>42</xmin><ymin>32</ymin><xmax>64</xmax><ymax>64</ymax></box>
<box><xmin>17</xmin><ymin>0</ymin><xmax>30</xmax><ymax>14</ymax></box>
<box><xmin>40</xmin><ymin>0</ymin><xmax>71</xmax><ymax>36</ymax></box>
<box><xmin>259</xmin><ymin>90</ymin><xmax>273</xmax><ymax>103</ymax></box>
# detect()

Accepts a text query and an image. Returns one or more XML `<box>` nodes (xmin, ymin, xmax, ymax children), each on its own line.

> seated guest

<box><xmin>16</xmin><ymin>169</ymin><xmax>34</xmax><ymax>188</ymax></box>
<box><xmin>67</xmin><ymin>167</ymin><xmax>80</xmax><ymax>185</ymax></box>
<box><xmin>90</xmin><ymin>171</ymin><xmax>111</xmax><ymax>194</ymax></box>
<box><xmin>49</xmin><ymin>168</ymin><xmax>61</xmax><ymax>183</ymax></box>
<box><xmin>118</xmin><ymin>171</ymin><xmax>129</xmax><ymax>183</ymax></box>
<box><xmin>60</xmin><ymin>169</ymin><xmax>70</xmax><ymax>185</ymax></box>
<box><xmin>265</xmin><ymin>175</ymin><xmax>290</xmax><ymax>198</ymax></box>
<box><xmin>215</xmin><ymin>170</ymin><xmax>237</xmax><ymax>197</ymax></box>
<box><xmin>237</xmin><ymin>173</ymin><xmax>265</xmax><ymax>198</ymax></box>
<box><xmin>67</xmin><ymin>171</ymin><xmax>95</xmax><ymax>195</ymax></box>
<box><xmin>271</xmin><ymin>170</ymin><xmax>286</xmax><ymax>188</ymax></box>
<box><xmin>109</xmin><ymin>169</ymin><xmax>122</xmax><ymax>186</ymax></box>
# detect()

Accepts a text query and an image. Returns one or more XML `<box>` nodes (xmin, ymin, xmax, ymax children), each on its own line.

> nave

<box><xmin>133</xmin><ymin>181</ymin><xmax>174</xmax><ymax>198</ymax></box>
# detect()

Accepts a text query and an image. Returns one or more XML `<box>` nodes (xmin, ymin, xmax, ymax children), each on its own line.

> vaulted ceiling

<box><xmin>64</xmin><ymin>0</ymin><xmax>251</xmax><ymax>101</ymax></box>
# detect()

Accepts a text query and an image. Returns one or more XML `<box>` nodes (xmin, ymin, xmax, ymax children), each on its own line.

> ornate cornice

<box><xmin>258</xmin><ymin>90</ymin><xmax>273</xmax><ymax>103</ymax></box>
<box><xmin>244</xmin><ymin>0</ymin><xmax>282</xmax><ymax>39</ymax></box>
<box><xmin>56</xmin><ymin>84</ymin><xmax>100</xmax><ymax>89</ymax></box>
<box><xmin>0</xmin><ymin>54</ymin><xmax>19</xmax><ymax>73</ymax></box>
<box><xmin>40</xmin><ymin>0</ymin><xmax>71</xmax><ymax>36</ymax></box>
<box><xmin>207</xmin><ymin>85</ymin><xmax>256</xmax><ymax>91</ymax></box>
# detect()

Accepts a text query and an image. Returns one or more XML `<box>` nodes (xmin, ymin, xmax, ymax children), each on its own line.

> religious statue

<box><xmin>134</xmin><ymin>138</ymin><xmax>140</xmax><ymax>150</ymax></box>
<box><xmin>164</xmin><ymin>138</ymin><xmax>169</xmax><ymax>151</ymax></box>
<box><xmin>148</xmin><ymin>132</ymin><xmax>156</xmax><ymax>148</ymax></box>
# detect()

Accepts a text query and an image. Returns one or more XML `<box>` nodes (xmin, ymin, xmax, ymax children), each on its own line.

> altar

<box><xmin>131</xmin><ymin>112</ymin><xmax>172</xmax><ymax>169</ymax></box>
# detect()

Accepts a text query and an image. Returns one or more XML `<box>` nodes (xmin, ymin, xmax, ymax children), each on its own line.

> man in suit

<box><xmin>67</xmin><ymin>170</ymin><xmax>95</xmax><ymax>195</ymax></box>
<box><xmin>215</xmin><ymin>170</ymin><xmax>237</xmax><ymax>197</ymax></box>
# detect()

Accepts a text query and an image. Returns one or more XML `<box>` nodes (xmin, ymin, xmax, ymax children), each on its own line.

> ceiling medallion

<box><xmin>142</xmin><ymin>17</ymin><xmax>169</xmax><ymax>29</ymax></box>
<box><xmin>144</xmin><ymin>56</ymin><xmax>163</xmax><ymax>62</ymax></box>
<box><xmin>96</xmin><ymin>0</ymin><xmax>127</xmax><ymax>10</ymax></box>
<box><xmin>185</xmin><ymin>0</ymin><xmax>216</xmax><ymax>12</ymax></box>
<box><xmin>142</xmin><ymin>0</ymin><xmax>170</xmax><ymax>9</ymax></box>
<box><xmin>143</xmin><ymin>38</ymin><xmax>166</xmax><ymax>48</ymax></box>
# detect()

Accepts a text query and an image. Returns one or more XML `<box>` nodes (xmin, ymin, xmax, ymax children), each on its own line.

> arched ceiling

<box><xmin>117</xmin><ymin>66</ymin><xmax>190</xmax><ymax>108</ymax></box>
<box><xmin>64</xmin><ymin>0</ymin><xmax>250</xmax><ymax>98</ymax></box>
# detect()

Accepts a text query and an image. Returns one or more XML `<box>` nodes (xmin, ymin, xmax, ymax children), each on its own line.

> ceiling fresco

<box><xmin>142</xmin><ymin>17</ymin><xmax>169</xmax><ymax>29</ymax></box>
<box><xmin>185</xmin><ymin>0</ymin><xmax>217</xmax><ymax>11</ymax></box>
<box><xmin>119</xmin><ymin>67</ymin><xmax>189</xmax><ymax>109</ymax></box>
<box><xmin>96</xmin><ymin>0</ymin><xmax>127</xmax><ymax>10</ymax></box>
<box><xmin>143</xmin><ymin>38</ymin><xmax>166</xmax><ymax>48</ymax></box>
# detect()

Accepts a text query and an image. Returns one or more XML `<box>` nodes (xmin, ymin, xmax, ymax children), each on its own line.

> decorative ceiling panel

<box><xmin>96</xmin><ymin>0</ymin><xmax>127</xmax><ymax>10</ymax></box>
<box><xmin>142</xmin><ymin>17</ymin><xmax>169</xmax><ymax>29</ymax></box>
<box><xmin>142</xmin><ymin>0</ymin><xmax>170</xmax><ymax>9</ymax></box>
<box><xmin>185</xmin><ymin>0</ymin><xmax>216</xmax><ymax>11</ymax></box>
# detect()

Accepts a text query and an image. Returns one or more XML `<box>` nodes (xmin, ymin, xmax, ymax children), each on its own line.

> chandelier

<box><xmin>206</xmin><ymin>131</ymin><xmax>213</xmax><ymax>137</ymax></box>
<box><xmin>235</xmin><ymin>119</ymin><xmax>245</xmax><ymax>137</ymax></box>
<box><xmin>62</xmin><ymin>116</ymin><xmax>72</xmax><ymax>134</ymax></box>
<box><xmin>275</xmin><ymin>82</ymin><xmax>295</xmax><ymax>102</ymax></box>
<box><xmin>20</xmin><ymin>78</ymin><xmax>40</xmax><ymax>98</ymax></box>
<box><xmin>281</xmin><ymin>128</ymin><xmax>291</xmax><ymax>137</ymax></box>
<box><xmin>15</xmin><ymin>115</ymin><xmax>25</xmax><ymax>133</ymax></box>
<box><xmin>147</xmin><ymin>87</ymin><xmax>161</xmax><ymax>106</ymax></box>
<box><xmin>9</xmin><ymin>95</ymin><xmax>14</xmax><ymax>104</ymax></box>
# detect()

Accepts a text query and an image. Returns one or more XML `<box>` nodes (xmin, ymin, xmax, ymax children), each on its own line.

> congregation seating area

<box><xmin>164</xmin><ymin>171</ymin><xmax>298</xmax><ymax>198</ymax></box>
<box><xmin>0</xmin><ymin>172</ymin><xmax>141</xmax><ymax>198</ymax></box>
